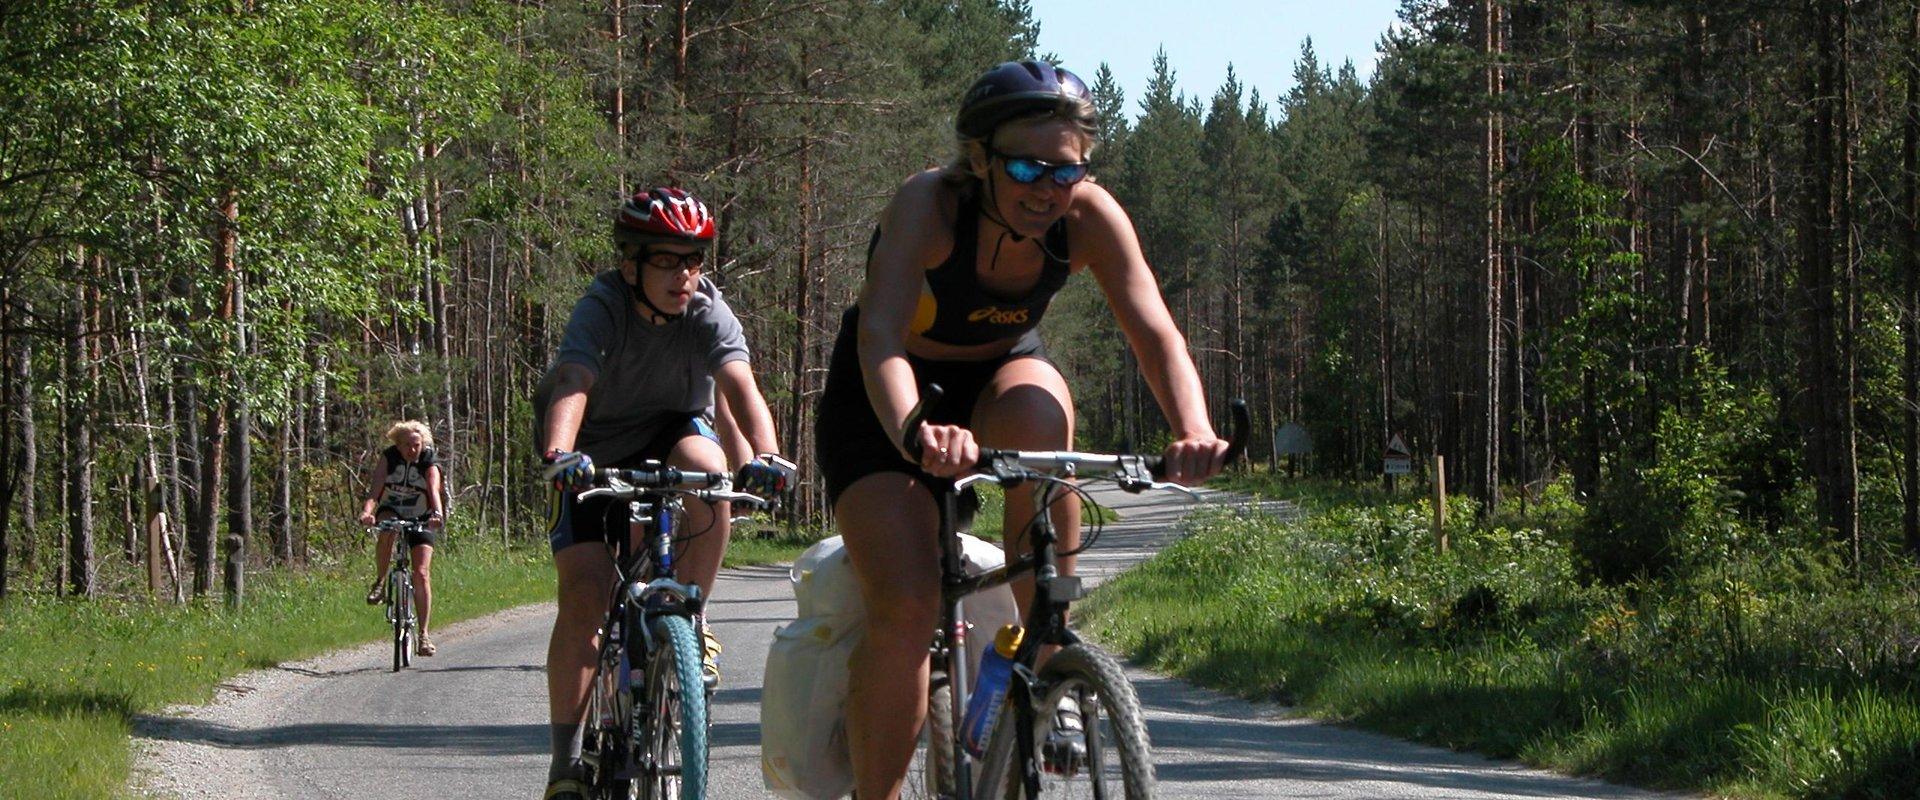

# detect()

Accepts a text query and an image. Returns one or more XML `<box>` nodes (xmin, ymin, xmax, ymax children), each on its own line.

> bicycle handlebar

<box><xmin>575</xmin><ymin>466</ymin><xmax>773</xmax><ymax>509</ymax></box>
<box><xmin>901</xmin><ymin>383</ymin><xmax>1250</xmax><ymax>482</ymax></box>
<box><xmin>370</xmin><ymin>519</ymin><xmax>431</xmax><ymax>533</ymax></box>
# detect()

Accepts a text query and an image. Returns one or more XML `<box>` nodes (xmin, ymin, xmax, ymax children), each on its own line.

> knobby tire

<box><xmin>641</xmin><ymin>614</ymin><xmax>708</xmax><ymax>800</ymax></box>
<box><xmin>904</xmin><ymin>679</ymin><xmax>957</xmax><ymax>800</ymax></box>
<box><xmin>975</xmin><ymin>644</ymin><xmax>1154</xmax><ymax>800</ymax></box>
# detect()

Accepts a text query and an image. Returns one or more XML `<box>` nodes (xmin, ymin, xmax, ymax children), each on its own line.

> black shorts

<box><xmin>815</xmin><ymin>306</ymin><xmax>1049</xmax><ymax>507</ymax></box>
<box><xmin>374</xmin><ymin>511</ymin><xmax>441</xmax><ymax>548</ymax></box>
<box><xmin>545</xmin><ymin>415</ymin><xmax>719</xmax><ymax>552</ymax></box>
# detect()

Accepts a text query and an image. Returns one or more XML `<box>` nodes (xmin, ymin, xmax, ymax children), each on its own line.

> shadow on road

<box><xmin>132</xmin><ymin>715</ymin><xmax>548</xmax><ymax>754</ymax></box>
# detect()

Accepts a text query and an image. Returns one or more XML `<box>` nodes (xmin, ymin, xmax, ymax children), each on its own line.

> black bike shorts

<box><xmin>815</xmin><ymin>306</ymin><xmax>1050</xmax><ymax>507</ymax></box>
<box><xmin>545</xmin><ymin>415</ymin><xmax>719</xmax><ymax>553</ymax></box>
<box><xmin>374</xmin><ymin>512</ymin><xmax>441</xmax><ymax>548</ymax></box>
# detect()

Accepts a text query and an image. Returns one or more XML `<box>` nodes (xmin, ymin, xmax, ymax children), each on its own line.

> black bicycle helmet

<box><xmin>956</xmin><ymin>60</ymin><xmax>1094</xmax><ymax>140</ymax></box>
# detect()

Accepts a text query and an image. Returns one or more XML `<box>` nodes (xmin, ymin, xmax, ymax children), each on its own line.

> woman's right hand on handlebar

<box><xmin>911</xmin><ymin>423</ymin><xmax>979</xmax><ymax>478</ymax></box>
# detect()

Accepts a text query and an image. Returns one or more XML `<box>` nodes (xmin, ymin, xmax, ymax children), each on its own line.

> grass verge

<box><xmin>1079</xmin><ymin>478</ymin><xmax>1920</xmax><ymax>799</ymax></box>
<box><xmin>1</xmin><ymin>534</ymin><xmax>551</xmax><ymax>799</ymax></box>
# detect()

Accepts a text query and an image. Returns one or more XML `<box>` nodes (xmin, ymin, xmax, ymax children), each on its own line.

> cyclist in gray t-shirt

<box><xmin>534</xmin><ymin>187</ymin><xmax>794</xmax><ymax>799</ymax></box>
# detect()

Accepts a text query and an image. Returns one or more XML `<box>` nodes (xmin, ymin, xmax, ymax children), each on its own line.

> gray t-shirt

<box><xmin>537</xmin><ymin>270</ymin><xmax>749</xmax><ymax>464</ymax></box>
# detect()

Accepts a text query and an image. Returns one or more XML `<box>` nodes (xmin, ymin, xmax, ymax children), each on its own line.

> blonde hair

<box><xmin>385</xmin><ymin>420</ymin><xmax>434</xmax><ymax>449</ymax></box>
<box><xmin>941</xmin><ymin>103</ymin><xmax>1102</xmax><ymax>188</ymax></box>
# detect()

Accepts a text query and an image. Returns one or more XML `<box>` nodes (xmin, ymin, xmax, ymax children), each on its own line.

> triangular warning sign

<box><xmin>1385</xmin><ymin>433</ymin><xmax>1411</xmax><ymax>457</ymax></box>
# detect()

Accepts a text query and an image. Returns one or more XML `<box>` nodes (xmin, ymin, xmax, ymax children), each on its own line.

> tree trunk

<box><xmin>1</xmin><ymin>287</ymin><xmax>14</xmax><ymax>599</ymax></box>
<box><xmin>224</xmin><ymin>262</ymin><xmax>251</xmax><ymax>605</ymax></box>
<box><xmin>12</xmin><ymin>301</ymin><xmax>34</xmax><ymax>537</ymax></box>
<box><xmin>1905</xmin><ymin>0</ymin><xmax>1920</xmax><ymax>558</ymax></box>
<box><xmin>272</xmin><ymin>416</ymin><xmax>293</xmax><ymax>564</ymax></box>
<box><xmin>1481</xmin><ymin>0</ymin><xmax>1505</xmax><ymax>510</ymax></box>
<box><xmin>66</xmin><ymin>268</ymin><xmax>94</xmax><ymax>597</ymax></box>
<box><xmin>789</xmin><ymin>99</ymin><xmax>815</xmax><ymax>522</ymax></box>
<box><xmin>1799</xmin><ymin>0</ymin><xmax>1858</xmax><ymax>556</ymax></box>
<box><xmin>1837</xmin><ymin>0</ymin><xmax>1860</xmax><ymax>564</ymax></box>
<box><xmin>194</xmin><ymin>188</ymin><xmax>239</xmax><ymax>595</ymax></box>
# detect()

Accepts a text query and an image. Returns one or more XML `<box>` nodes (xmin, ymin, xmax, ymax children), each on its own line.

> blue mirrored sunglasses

<box><xmin>988</xmin><ymin>146</ymin><xmax>1090</xmax><ymax>186</ymax></box>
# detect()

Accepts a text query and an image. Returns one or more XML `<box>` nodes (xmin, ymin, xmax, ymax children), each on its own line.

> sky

<box><xmin>1028</xmin><ymin>0</ymin><xmax>1404</xmax><ymax>117</ymax></box>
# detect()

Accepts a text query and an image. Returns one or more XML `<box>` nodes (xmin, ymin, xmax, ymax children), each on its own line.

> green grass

<box><xmin>725</xmin><ymin>520</ymin><xmax>829</xmax><ymax>566</ymax></box>
<box><xmin>0</xmin><ymin>533</ymin><xmax>553</xmax><ymax>799</ymax></box>
<box><xmin>1079</xmin><ymin>488</ymin><xmax>1920</xmax><ymax>800</ymax></box>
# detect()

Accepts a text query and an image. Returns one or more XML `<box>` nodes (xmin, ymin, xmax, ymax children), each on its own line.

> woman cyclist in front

<box><xmin>816</xmin><ymin>60</ymin><xmax>1231</xmax><ymax>800</ymax></box>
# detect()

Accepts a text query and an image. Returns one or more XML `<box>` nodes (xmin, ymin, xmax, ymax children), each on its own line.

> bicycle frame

<box><xmin>574</xmin><ymin>465</ymin><xmax>765</xmax><ymax>797</ymax></box>
<box><xmin>372</xmin><ymin>519</ymin><xmax>427</xmax><ymax>671</ymax></box>
<box><xmin>906</xmin><ymin>385</ymin><xmax>1249</xmax><ymax>800</ymax></box>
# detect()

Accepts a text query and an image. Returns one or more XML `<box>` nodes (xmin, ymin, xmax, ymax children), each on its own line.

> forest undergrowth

<box><xmin>1082</xmin><ymin>474</ymin><xmax>1920</xmax><ymax>799</ymax></box>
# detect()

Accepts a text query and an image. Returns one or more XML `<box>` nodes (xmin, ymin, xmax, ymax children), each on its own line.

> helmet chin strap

<box><xmin>978</xmin><ymin>169</ymin><xmax>1069</xmax><ymax>268</ymax></box>
<box><xmin>979</xmin><ymin>169</ymin><xmax>1029</xmax><ymax>243</ymax></box>
<box><xmin>623</xmin><ymin>265</ymin><xmax>683</xmax><ymax>324</ymax></box>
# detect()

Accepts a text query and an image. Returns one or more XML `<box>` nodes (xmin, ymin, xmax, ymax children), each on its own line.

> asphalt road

<box><xmin>135</xmin><ymin>484</ymin><xmax>1684</xmax><ymax>800</ymax></box>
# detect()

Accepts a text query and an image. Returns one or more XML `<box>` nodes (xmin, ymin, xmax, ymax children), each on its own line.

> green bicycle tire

<box><xmin>641</xmin><ymin>615</ymin><xmax>708</xmax><ymax>800</ymax></box>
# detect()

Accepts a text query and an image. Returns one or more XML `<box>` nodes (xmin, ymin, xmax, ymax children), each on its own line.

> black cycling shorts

<box><xmin>545</xmin><ymin>415</ymin><xmax>719</xmax><ymax>553</ymax></box>
<box><xmin>815</xmin><ymin>306</ymin><xmax>1050</xmax><ymax>507</ymax></box>
<box><xmin>374</xmin><ymin>512</ymin><xmax>441</xmax><ymax>548</ymax></box>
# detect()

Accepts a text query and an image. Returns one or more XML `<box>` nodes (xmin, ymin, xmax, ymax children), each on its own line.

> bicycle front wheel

<box><xmin>978</xmin><ymin>643</ymin><xmax>1155</xmax><ymax>800</ymax></box>
<box><xmin>390</xmin><ymin>573</ymin><xmax>412</xmax><ymax>672</ymax></box>
<box><xmin>638</xmin><ymin>615</ymin><xmax>707</xmax><ymax>800</ymax></box>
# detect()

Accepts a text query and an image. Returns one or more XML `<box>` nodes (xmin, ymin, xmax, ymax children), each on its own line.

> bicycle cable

<box><xmin>1009</xmin><ymin>475</ymin><xmax>1104</xmax><ymax>558</ymax></box>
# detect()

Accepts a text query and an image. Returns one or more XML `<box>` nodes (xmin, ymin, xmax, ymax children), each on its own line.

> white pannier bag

<box><xmin>761</xmin><ymin>533</ymin><xmax>1019</xmax><ymax>799</ymax></box>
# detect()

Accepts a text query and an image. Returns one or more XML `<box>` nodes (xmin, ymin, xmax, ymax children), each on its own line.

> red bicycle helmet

<box><xmin>613</xmin><ymin>187</ymin><xmax>716</xmax><ymax>249</ymax></box>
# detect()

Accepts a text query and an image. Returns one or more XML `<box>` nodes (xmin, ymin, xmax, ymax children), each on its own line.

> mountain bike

<box><xmin>901</xmin><ymin>385</ymin><xmax>1248</xmax><ymax>800</ymax></box>
<box><xmin>371</xmin><ymin>518</ymin><xmax>429</xmax><ymax>672</ymax></box>
<box><xmin>573</xmin><ymin>464</ymin><xmax>770</xmax><ymax>800</ymax></box>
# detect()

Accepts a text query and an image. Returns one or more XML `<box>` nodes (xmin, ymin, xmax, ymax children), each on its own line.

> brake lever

<box><xmin>1143</xmin><ymin>480</ymin><xmax>1201</xmax><ymax>500</ymax></box>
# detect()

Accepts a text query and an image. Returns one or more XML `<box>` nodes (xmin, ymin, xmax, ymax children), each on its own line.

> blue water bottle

<box><xmin>961</xmin><ymin>624</ymin><xmax>1025</xmax><ymax>757</ymax></box>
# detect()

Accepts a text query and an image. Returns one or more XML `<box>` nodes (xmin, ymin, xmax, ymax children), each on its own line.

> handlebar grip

<box><xmin>1222</xmin><ymin>398</ymin><xmax>1251</xmax><ymax>465</ymax></box>
<box><xmin>900</xmin><ymin>384</ymin><xmax>946</xmax><ymax>462</ymax></box>
<box><xmin>1144</xmin><ymin>398</ymin><xmax>1250</xmax><ymax>480</ymax></box>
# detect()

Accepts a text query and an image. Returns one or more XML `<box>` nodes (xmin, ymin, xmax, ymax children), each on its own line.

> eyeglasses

<box><xmin>637</xmin><ymin>249</ymin><xmax>706</xmax><ymax>274</ymax></box>
<box><xmin>987</xmin><ymin>145</ymin><xmax>1090</xmax><ymax>186</ymax></box>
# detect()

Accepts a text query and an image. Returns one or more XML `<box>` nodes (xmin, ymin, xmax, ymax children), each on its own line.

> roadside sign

<box><xmin>1384</xmin><ymin>433</ymin><xmax>1412</xmax><ymax>475</ymax></box>
<box><xmin>1274</xmin><ymin>422</ymin><xmax>1313</xmax><ymax>456</ymax></box>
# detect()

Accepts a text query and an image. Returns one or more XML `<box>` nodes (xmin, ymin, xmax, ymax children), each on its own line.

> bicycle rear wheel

<box><xmin>584</xmin><ymin>642</ymin><xmax>637</xmax><ymax>799</ymax></box>
<box><xmin>978</xmin><ymin>643</ymin><xmax>1154</xmax><ymax>800</ymax></box>
<box><xmin>638</xmin><ymin>614</ymin><xmax>707</xmax><ymax>800</ymax></box>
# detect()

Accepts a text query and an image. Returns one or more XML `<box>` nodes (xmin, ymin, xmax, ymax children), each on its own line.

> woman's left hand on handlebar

<box><xmin>1161</xmin><ymin>434</ymin><xmax>1229</xmax><ymax>486</ymax></box>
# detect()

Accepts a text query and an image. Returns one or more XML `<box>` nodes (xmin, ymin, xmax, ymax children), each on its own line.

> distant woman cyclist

<box><xmin>815</xmin><ymin>59</ymin><xmax>1231</xmax><ymax>799</ymax></box>
<box><xmin>357</xmin><ymin>420</ymin><xmax>445</xmax><ymax>656</ymax></box>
